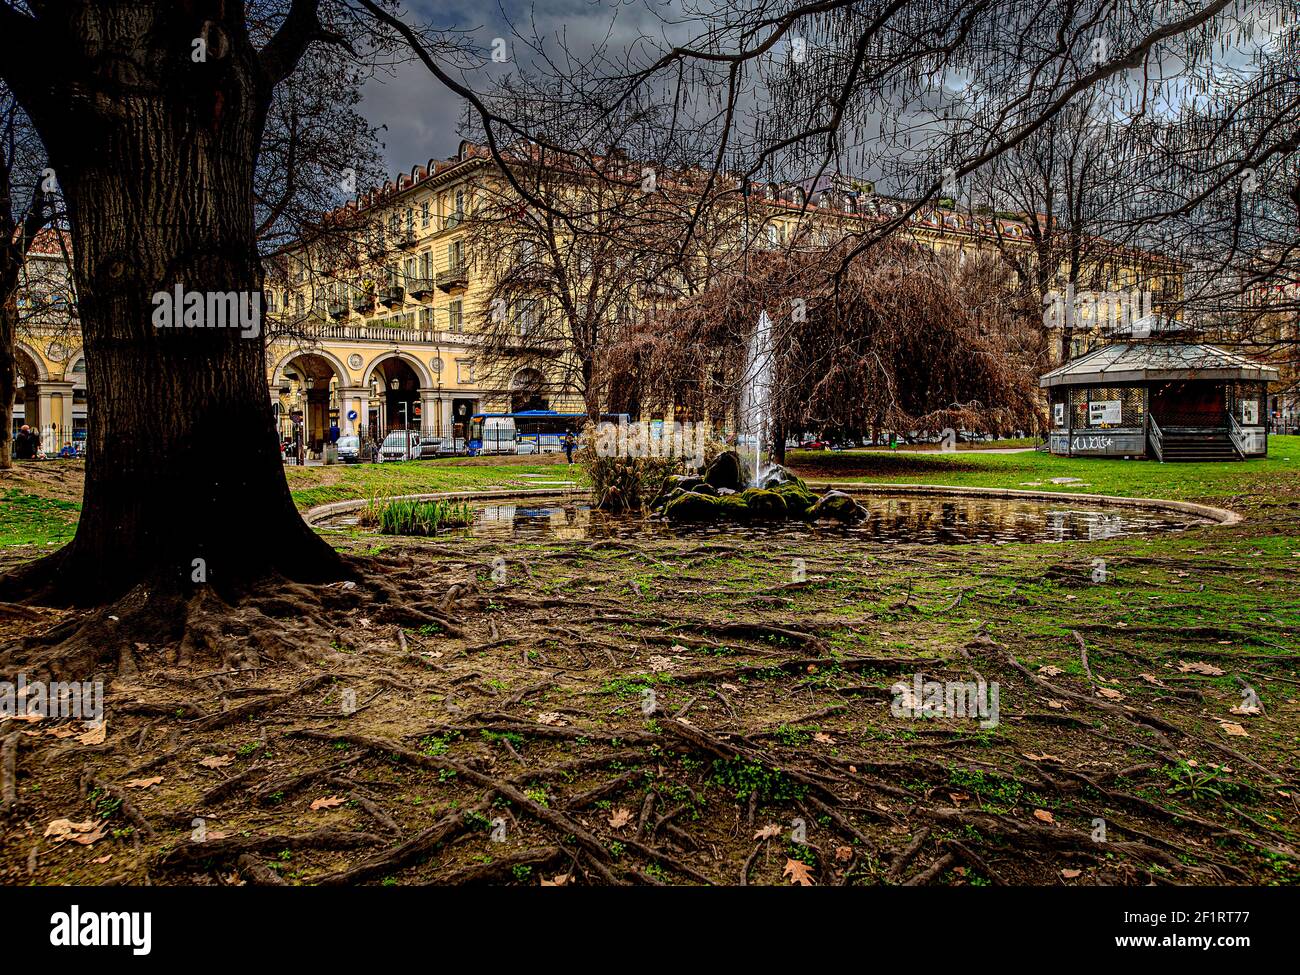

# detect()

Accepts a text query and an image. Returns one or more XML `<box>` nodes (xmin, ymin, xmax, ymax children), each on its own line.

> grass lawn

<box><xmin>789</xmin><ymin>435</ymin><xmax>1300</xmax><ymax>510</ymax></box>
<box><xmin>0</xmin><ymin>457</ymin><xmax>589</xmax><ymax>547</ymax></box>
<box><xmin>284</xmin><ymin>457</ymin><xmax>589</xmax><ymax>511</ymax></box>
<box><xmin>0</xmin><ymin>487</ymin><xmax>79</xmax><ymax>547</ymax></box>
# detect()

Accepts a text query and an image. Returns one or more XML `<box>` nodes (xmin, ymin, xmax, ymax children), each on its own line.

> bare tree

<box><xmin>0</xmin><ymin>85</ymin><xmax>53</xmax><ymax>469</ymax></box>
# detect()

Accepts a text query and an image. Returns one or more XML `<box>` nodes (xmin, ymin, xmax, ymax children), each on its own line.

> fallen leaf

<box><xmin>1096</xmin><ymin>688</ymin><xmax>1124</xmax><ymax>700</ymax></box>
<box><xmin>78</xmin><ymin>721</ymin><xmax>107</xmax><ymax>745</ymax></box>
<box><xmin>783</xmin><ymin>858</ymin><xmax>815</xmax><ymax>886</ymax></box>
<box><xmin>669</xmin><ymin>644</ymin><xmax>690</xmax><ymax>654</ymax></box>
<box><xmin>1138</xmin><ymin>673</ymin><xmax>1165</xmax><ymax>686</ymax></box>
<box><xmin>124</xmin><ymin>776</ymin><xmax>163</xmax><ymax>789</ymax></box>
<box><xmin>1230</xmin><ymin>704</ymin><xmax>1261</xmax><ymax>716</ymax></box>
<box><xmin>647</xmin><ymin>656</ymin><xmax>675</xmax><ymax>672</ymax></box>
<box><xmin>1023</xmin><ymin>753</ymin><xmax>1064</xmax><ymax>763</ymax></box>
<box><xmin>1038</xmin><ymin>665</ymin><xmax>1064</xmax><ymax>677</ymax></box>
<box><xmin>45</xmin><ymin>818</ymin><xmax>96</xmax><ymax>839</ymax></box>
<box><xmin>948</xmin><ymin>791</ymin><xmax>971</xmax><ymax>804</ymax></box>
<box><xmin>1047</xmin><ymin>700</ymin><xmax>1068</xmax><ymax>710</ymax></box>
<box><xmin>1061</xmin><ymin>868</ymin><xmax>1081</xmax><ymax>879</ymax></box>
<box><xmin>44</xmin><ymin>819</ymin><xmax>107</xmax><ymax>845</ymax></box>
<box><xmin>199</xmin><ymin>755</ymin><xmax>234</xmax><ymax>769</ymax></box>
<box><xmin>813</xmin><ymin>732</ymin><xmax>836</xmax><ymax>744</ymax></box>
<box><xmin>753</xmin><ymin>824</ymin><xmax>781</xmax><ymax>840</ymax></box>
<box><xmin>1033</xmin><ymin>809</ymin><xmax>1056</xmax><ymax>824</ymax></box>
<box><xmin>92</xmin><ymin>854</ymin><xmax>113</xmax><ymax>864</ymax></box>
<box><xmin>1218</xmin><ymin>721</ymin><xmax>1249</xmax><ymax>738</ymax></box>
<box><xmin>1178</xmin><ymin>661</ymin><xmax>1225</xmax><ymax>676</ymax></box>
<box><xmin>720</xmin><ymin>683</ymin><xmax>740</xmax><ymax>692</ymax></box>
<box><xmin>835</xmin><ymin>846</ymin><xmax>853</xmax><ymax>863</ymax></box>
<box><xmin>608</xmin><ymin>807</ymin><xmax>633</xmax><ymax>829</ymax></box>
<box><xmin>310</xmin><ymin>796</ymin><xmax>346</xmax><ymax>811</ymax></box>
<box><xmin>535</xmin><ymin>712</ymin><xmax>564</xmax><ymax>726</ymax></box>
<box><xmin>540</xmin><ymin>873</ymin><xmax>570</xmax><ymax>887</ymax></box>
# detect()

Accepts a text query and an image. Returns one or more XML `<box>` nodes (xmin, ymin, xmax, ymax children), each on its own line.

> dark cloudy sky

<box><xmin>358</xmin><ymin>0</ymin><xmax>686</xmax><ymax>176</ymax></box>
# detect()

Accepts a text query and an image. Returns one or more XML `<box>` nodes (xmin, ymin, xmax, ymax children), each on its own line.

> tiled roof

<box><xmin>1040</xmin><ymin>341</ymin><xmax>1280</xmax><ymax>387</ymax></box>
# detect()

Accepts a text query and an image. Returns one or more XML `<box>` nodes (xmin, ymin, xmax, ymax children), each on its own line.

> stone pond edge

<box><xmin>303</xmin><ymin>482</ymin><xmax>1242</xmax><ymax>528</ymax></box>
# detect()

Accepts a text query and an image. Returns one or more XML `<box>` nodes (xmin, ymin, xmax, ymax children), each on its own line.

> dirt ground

<box><xmin>0</xmin><ymin>463</ymin><xmax>1297</xmax><ymax>886</ymax></box>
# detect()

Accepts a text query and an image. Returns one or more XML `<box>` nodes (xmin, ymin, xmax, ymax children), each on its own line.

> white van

<box><xmin>472</xmin><ymin>415</ymin><xmax>518</xmax><ymax>455</ymax></box>
<box><xmin>378</xmin><ymin>430</ymin><xmax>422</xmax><ymax>461</ymax></box>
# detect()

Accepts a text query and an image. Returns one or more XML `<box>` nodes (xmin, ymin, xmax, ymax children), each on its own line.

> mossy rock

<box><xmin>771</xmin><ymin>482</ymin><xmax>817</xmax><ymax>516</ymax></box>
<box><xmin>703</xmin><ymin>450</ymin><xmax>743</xmax><ymax>491</ymax></box>
<box><xmin>761</xmin><ymin>465</ymin><xmax>810</xmax><ymax>493</ymax></box>
<box><xmin>651</xmin><ymin>486</ymin><xmax>687</xmax><ymax>512</ymax></box>
<box><xmin>663</xmin><ymin>490</ymin><xmax>723</xmax><ymax>522</ymax></box>
<box><xmin>807</xmin><ymin>489</ymin><xmax>868</xmax><ymax>523</ymax></box>
<box><xmin>717</xmin><ymin>494</ymin><xmax>752</xmax><ymax>520</ymax></box>
<box><xmin>650</xmin><ymin>474</ymin><xmax>703</xmax><ymax>510</ymax></box>
<box><xmin>739</xmin><ymin>487</ymin><xmax>788</xmax><ymax>520</ymax></box>
<box><xmin>692</xmin><ymin>482</ymin><xmax>719</xmax><ymax>496</ymax></box>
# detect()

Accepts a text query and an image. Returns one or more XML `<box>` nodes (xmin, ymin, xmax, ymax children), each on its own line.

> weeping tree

<box><xmin>617</xmin><ymin>240</ymin><xmax>1045</xmax><ymax>449</ymax></box>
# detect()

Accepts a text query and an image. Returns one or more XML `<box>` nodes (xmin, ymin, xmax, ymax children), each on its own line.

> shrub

<box><xmin>358</xmin><ymin>497</ymin><xmax>475</xmax><ymax>535</ymax></box>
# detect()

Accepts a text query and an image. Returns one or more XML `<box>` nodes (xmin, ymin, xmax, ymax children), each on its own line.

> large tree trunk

<box><xmin>0</xmin><ymin>7</ymin><xmax>345</xmax><ymax>607</ymax></box>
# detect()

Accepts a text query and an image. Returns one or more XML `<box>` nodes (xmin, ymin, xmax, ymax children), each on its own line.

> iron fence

<box><xmin>7</xmin><ymin>424</ymin><xmax>86</xmax><ymax>461</ymax></box>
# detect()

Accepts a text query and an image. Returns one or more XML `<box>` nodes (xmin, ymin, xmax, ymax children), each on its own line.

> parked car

<box><xmin>335</xmin><ymin>435</ymin><xmax>361</xmax><ymax>463</ymax></box>
<box><xmin>379</xmin><ymin>430</ymin><xmax>422</xmax><ymax>461</ymax></box>
<box><xmin>798</xmin><ymin>438</ymin><xmax>830</xmax><ymax>450</ymax></box>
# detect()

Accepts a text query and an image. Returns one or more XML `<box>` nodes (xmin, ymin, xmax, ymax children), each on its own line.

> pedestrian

<box><xmin>13</xmin><ymin>424</ymin><xmax>38</xmax><ymax>460</ymax></box>
<box><xmin>329</xmin><ymin>421</ymin><xmax>340</xmax><ymax>445</ymax></box>
<box><xmin>563</xmin><ymin>429</ymin><xmax>576</xmax><ymax>465</ymax></box>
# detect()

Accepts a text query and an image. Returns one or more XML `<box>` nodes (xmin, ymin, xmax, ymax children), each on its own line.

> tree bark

<box><xmin>0</xmin><ymin>4</ymin><xmax>345</xmax><ymax>606</ymax></box>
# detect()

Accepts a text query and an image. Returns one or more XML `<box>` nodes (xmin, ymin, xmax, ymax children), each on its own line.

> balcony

<box><xmin>379</xmin><ymin>284</ymin><xmax>405</xmax><ymax>308</ymax></box>
<box><xmin>327</xmin><ymin>299</ymin><xmax>348</xmax><ymax>319</ymax></box>
<box><xmin>436</xmin><ymin>263</ymin><xmax>468</xmax><ymax>293</ymax></box>
<box><xmin>399</xmin><ymin>227</ymin><xmax>419</xmax><ymax>250</ymax></box>
<box><xmin>352</xmin><ymin>289</ymin><xmax>375</xmax><ymax>313</ymax></box>
<box><xmin>407</xmin><ymin>276</ymin><xmax>435</xmax><ymax>299</ymax></box>
<box><xmin>443</xmin><ymin>212</ymin><xmax>464</xmax><ymax>231</ymax></box>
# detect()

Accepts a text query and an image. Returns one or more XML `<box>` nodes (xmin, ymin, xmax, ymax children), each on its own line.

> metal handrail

<box><xmin>1147</xmin><ymin>414</ymin><xmax>1164</xmax><ymax>463</ymax></box>
<box><xmin>1226</xmin><ymin>411</ymin><xmax>1248</xmax><ymax>459</ymax></box>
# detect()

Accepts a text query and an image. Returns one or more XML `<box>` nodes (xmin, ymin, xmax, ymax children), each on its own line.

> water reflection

<box><xmin>431</xmin><ymin>496</ymin><xmax>1198</xmax><ymax>544</ymax></box>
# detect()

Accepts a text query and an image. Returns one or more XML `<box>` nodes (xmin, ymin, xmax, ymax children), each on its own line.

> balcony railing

<box><xmin>327</xmin><ymin>300</ymin><xmax>348</xmax><ymax>319</ymax></box>
<box><xmin>380</xmin><ymin>284</ymin><xmax>405</xmax><ymax>308</ymax></box>
<box><xmin>399</xmin><ymin>227</ymin><xmax>419</xmax><ymax>249</ymax></box>
<box><xmin>436</xmin><ymin>263</ymin><xmax>468</xmax><ymax>292</ymax></box>
<box><xmin>311</xmin><ymin>322</ymin><xmax>447</xmax><ymax>345</ymax></box>
<box><xmin>352</xmin><ymin>289</ymin><xmax>375</xmax><ymax>313</ymax></box>
<box><xmin>407</xmin><ymin>276</ymin><xmax>435</xmax><ymax>299</ymax></box>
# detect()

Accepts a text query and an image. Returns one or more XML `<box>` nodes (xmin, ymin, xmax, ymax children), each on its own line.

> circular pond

<box><xmin>320</xmin><ymin>493</ymin><xmax>1210</xmax><ymax>545</ymax></box>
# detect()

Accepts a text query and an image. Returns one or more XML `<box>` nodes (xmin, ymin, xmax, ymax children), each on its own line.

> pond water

<box><xmin>323</xmin><ymin>494</ymin><xmax>1207</xmax><ymax>545</ymax></box>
